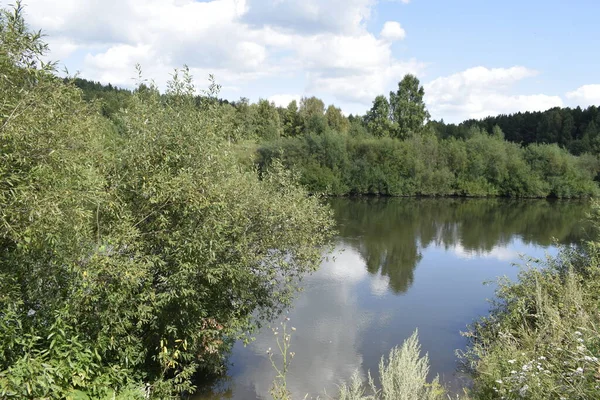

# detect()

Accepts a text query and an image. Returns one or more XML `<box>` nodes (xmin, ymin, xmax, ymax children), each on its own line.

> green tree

<box><xmin>254</xmin><ymin>98</ymin><xmax>283</xmax><ymax>140</ymax></box>
<box><xmin>389</xmin><ymin>74</ymin><xmax>430</xmax><ymax>139</ymax></box>
<box><xmin>325</xmin><ymin>104</ymin><xmax>350</xmax><ymax>134</ymax></box>
<box><xmin>365</xmin><ymin>95</ymin><xmax>394</xmax><ymax>137</ymax></box>
<box><xmin>282</xmin><ymin>100</ymin><xmax>302</xmax><ymax>137</ymax></box>
<box><xmin>299</xmin><ymin>96</ymin><xmax>327</xmax><ymax>134</ymax></box>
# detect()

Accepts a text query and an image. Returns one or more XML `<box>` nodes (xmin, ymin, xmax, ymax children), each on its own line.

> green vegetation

<box><xmin>3</xmin><ymin>3</ymin><xmax>600</xmax><ymax>400</ymax></box>
<box><xmin>258</xmin><ymin>131</ymin><xmax>599</xmax><ymax>198</ymax></box>
<box><xmin>432</xmin><ymin>105</ymin><xmax>600</xmax><ymax>156</ymax></box>
<box><xmin>67</xmin><ymin>65</ymin><xmax>600</xmax><ymax>200</ymax></box>
<box><xmin>337</xmin><ymin>331</ymin><xmax>445</xmax><ymax>400</ymax></box>
<box><xmin>461</xmin><ymin>205</ymin><xmax>600</xmax><ymax>399</ymax></box>
<box><xmin>0</xmin><ymin>4</ymin><xmax>333</xmax><ymax>398</ymax></box>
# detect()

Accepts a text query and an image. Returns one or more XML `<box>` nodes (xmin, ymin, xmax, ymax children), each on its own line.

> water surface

<box><xmin>197</xmin><ymin>198</ymin><xmax>590</xmax><ymax>399</ymax></box>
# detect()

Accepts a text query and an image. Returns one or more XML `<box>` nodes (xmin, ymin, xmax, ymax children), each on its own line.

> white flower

<box><xmin>575</xmin><ymin>367</ymin><xmax>584</xmax><ymax>375</ymax></box>
<box><xmin>519</xmin><ymin>384</ymin><xmax>529</xmax><ymax>396</ymax></box>
<box><xmin>575</xmin><ymin>331</ymin><xmax>582</xmax><ymax>336</ymax></box>
<box><xmin>508</xmin><ymin>359</ymin><xmax>517</xmax><ymax>364</ymax></box>
<box><xmin>495</xmin><ymin>379</ymin><xmax>503</xmax><ymax>384</ymax></box>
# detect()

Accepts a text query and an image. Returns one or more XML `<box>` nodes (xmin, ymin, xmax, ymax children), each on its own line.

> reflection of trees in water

<box><xmin>332</xmin><ymin>198</ymin><xmax>590</xmax><ymax>294</ymax></box>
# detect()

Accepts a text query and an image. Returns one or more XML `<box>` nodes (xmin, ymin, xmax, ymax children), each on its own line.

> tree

<box><xmin>282</xmin><ymin>100</ymin><xmax>302</xmax><ymax>137</ymax></box>
<box><xmin>325</xmin><ymin>104</ymin><xmax>350</xmax><ymax>134</ymax></box>
<box><xmin>365</xmin><ymin>95</ymin><xmax>393</xmax><ymax>137</ymax></box>
<box><xmin>254</xmin><ymin>98</ymin><xmax>283</xmax><ymax>140</ymax></box>
<box><xmin>389</xmin><ymin>74</ymin><xmax>430</xmax><ymax>138</ymax></box>
<box><xmin>299</xmin><ymin>96</ymin><xmax>327</xmax><ymax>134</ymax></box>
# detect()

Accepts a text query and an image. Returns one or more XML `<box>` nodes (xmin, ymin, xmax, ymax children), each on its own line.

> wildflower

<box><xmin>577</xmin><ymin>338</ymin><xmax>584</xmax><ymax>343</ymax></box>
<box><xmin>538</xmin><ymin>356</ymin><xmax>546</xmax><ymax>360</ymax></box>
<box><xmin>508</xmin><ymin>359</ymin><xmax>516</xmax><ymax>364</ymax></box>
<box><xmin>575</xmin><ymin>331</ymin><xmax>582</xmax><ymax>336</ymax></box>
<box><xmin>495</xmin><ymin>379</ymin><xmax>503</xmax><ymax>384</ymax></box>
<box><xmin>519</xmin><ymin>384</ymin><xmax>529</xmax><ymax>396</ymax></box>
<box><xmin>575</xmin><ymin>367</ymin><xmax>584</xmax><ymax>375</ymax></box>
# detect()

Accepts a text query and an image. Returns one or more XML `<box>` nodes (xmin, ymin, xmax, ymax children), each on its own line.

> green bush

<box><xmin>462</xmin><ymin>203</ymin><xmax>600</xmax><ymax>399</ymax></box>
<box><xmin>0</xmin><ymin>4</ymin><xmax>334</xmax><ymax>397</ymax></box>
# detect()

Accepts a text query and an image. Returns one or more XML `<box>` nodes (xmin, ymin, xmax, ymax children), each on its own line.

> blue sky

<box><xmin>9</xmin><ymin>0</ymin><xmax>600</xmax><ymax>122</ymax></box>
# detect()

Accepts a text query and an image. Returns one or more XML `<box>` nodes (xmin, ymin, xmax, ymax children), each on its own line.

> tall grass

<box><xmin>462</xmin><ymin>206</ymin><xmax>600</xmax><ymax>399</ymax></box>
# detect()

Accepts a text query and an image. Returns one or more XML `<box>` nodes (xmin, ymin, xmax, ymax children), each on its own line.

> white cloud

<box><xmin>425</xmin><ymin>66</ymin><xmax>563</xmax><ymax>122</ymax></box>
<box><xmin>19</xmin><ymin>0</ymin><xmax>419</xmax><ymax>112</ymax></box>
<box><xmin>380</xmin><ymin>21</ymin><xmax>406</xmax><ymax>41</ymax></box>
<box><xmin>242</xmin><ymin>0</ymin><xmax>374</xmax><ymax>35</ymax></box>
<box><xmin>307</xmin><ymin>58</ymin><xmax>425</xmax><ymax>105</ymax></box>
<box><xmin>566</xmin><ymin>84</ymin><xmax>600</xmax><ymax>107</ymax></box>
<box><xmin>268</xmin><ymin>94</ymin><xmax>302</xmax><ymax>107</ymax></box>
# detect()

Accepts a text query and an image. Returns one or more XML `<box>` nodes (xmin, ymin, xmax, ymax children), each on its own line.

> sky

<box><xmin>9</xmin><ymin>0</ymin><xmax>600</xmax><ymax>123</ymax></box>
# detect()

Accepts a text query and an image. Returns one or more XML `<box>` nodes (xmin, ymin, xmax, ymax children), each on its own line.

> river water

<box><xmin>196</xmin><ymin>198</ymin><xmax>591</xmax><ymax>399</ymax></box>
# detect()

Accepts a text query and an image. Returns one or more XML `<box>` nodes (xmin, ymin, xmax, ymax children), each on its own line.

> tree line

<box><xmin>72</xmin><ymin>73</ymin><xmax>600</xmax><ymax>199</ymax></box>
<box><xmin>431</xmin><ymin>105</ymin><xmax>600</xmax><ymax>156</ymax></box>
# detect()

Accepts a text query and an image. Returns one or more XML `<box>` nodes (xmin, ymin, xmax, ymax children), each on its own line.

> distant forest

<box><xmin>430</xmin><ymin>106</ymin><xmax>600</xmax><ymax>156</ymax></box>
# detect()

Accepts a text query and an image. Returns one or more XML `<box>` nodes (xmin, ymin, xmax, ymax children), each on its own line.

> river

<box><xmin>196</xmin><ymin>197</ymin><xmax>591</xmax><ymax>399</ymax></box>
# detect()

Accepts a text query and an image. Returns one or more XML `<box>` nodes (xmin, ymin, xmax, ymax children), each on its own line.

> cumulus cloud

<box><xmin>380</xmin><ymin>21</ymin><xmax>406</xmax><ymax>41</ymax></box>
<box><xmin>268</xmin><ymin>94</ymin><xmax>302</xmax><ymax>107</ymax></box>
<box><xmin>242</xmin><ymin>0</ymin><xmax>374</xmax><ymax>35</ymax></box>
<box><xmin>566</xmin><ymin>84</ymin><xmax>600</xmax><ymax>107</ymax></box>
<box><xmin>20</xmin><ymin>0</ymin><xmax>421</xmax><ymax>111</ymax></box>
<box><xmin>424</xmin><ymin>66</ymin><xmax>563</xmax><ymax>122</ymax></box>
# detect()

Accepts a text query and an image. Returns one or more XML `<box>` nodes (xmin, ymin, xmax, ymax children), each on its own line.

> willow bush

<box><xmin>0</xmin><ymin>4</ymin><xmax>334</xmax><ymax>398</ymax></box>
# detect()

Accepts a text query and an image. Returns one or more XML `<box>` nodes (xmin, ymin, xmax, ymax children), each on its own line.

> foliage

<box><xmin>432</xmin><ymin>105</ymin><xmax>600</xmax><ymax>156</ymax></box>
<box><xmin>337</xmin><ymin>331</ymin><xmax>445</xmax><ymax>400</ymax></box>
<box><xmin>257</xmin><ymin>128</ymin><xmax>599</xmax><ymax>198</ymax></box>
<box><xmin>462</xmin><ymin>201</ymin><xmax>600</xmax><ymax>399</ymax></box>
<box><xmin>0</xmin><ymin>4</ymin><xmax>334</xmax><ymax>398</ymax></box>
<box><xmin>389</xmin><ymin>74</ymin><xmax>430</xmax><ymax>138</ymax></box>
